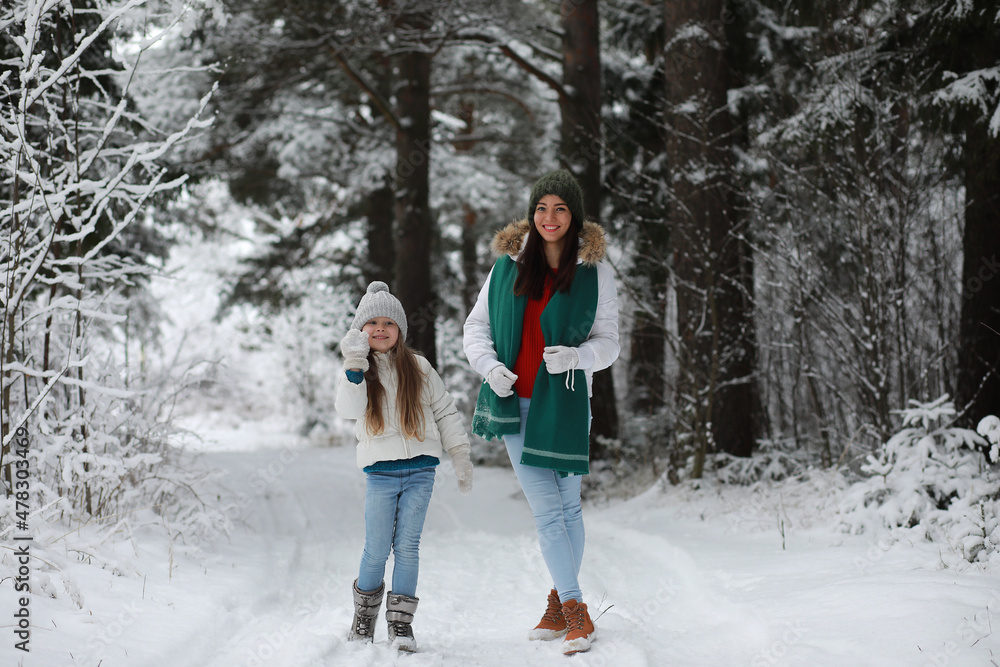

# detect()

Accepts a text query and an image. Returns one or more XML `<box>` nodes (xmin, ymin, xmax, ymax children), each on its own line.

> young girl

<box><xmin>463</xmin><ymin>169</ymin><xmax>619</xmax><ymax>655</ymax></box>
<box><xmin>336</xmin><ymin>281</ymin><xmax>473</xmax><ymax>652</ymax></box>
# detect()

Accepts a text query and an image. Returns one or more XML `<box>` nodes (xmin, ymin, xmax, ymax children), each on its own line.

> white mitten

<box><xmin>485</xmin><ymin>365</ymin><xmax>518</xmax><ymax>398</ymax></box>
<box><xmin>340</xmin><ymin>329</ymin><xmax>370</xmax><ymax>372</ymax></box>
<box><xmin>449</xmin><ymin>447</ymin><xmax>474</xmax><ymax>495</ymax></box>
<box><xmin>542</xmin><ymin>346</ymin><xmax>580</xmax><ymax>374</ymax></box>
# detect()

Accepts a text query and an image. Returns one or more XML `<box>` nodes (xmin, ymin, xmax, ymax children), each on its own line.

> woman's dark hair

<box><xmin>513</xmin><ymin>213</ymin><xmax>582</xmax><ymax>299</ymax></box>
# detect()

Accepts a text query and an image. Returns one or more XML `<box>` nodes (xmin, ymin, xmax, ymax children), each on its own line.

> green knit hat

<box><xmin>527</xmin><ymin>169</ymin><xmax>586</xmax><ymax>224</ymax></box>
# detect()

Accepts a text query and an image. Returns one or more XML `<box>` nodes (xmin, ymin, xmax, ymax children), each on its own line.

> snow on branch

<box><xmin>934</xmin><ymin>66</ymin><xmax>1000</xmax><ymax>136</ymax></box>
<box><xmin>1</xmin><ymin>0</ymin><xmax>218</xmax><ymax>545</ymax></box>
<box><xmin>20</xmin><ymin>0</ymin><xmax>148</xmax><ymax>110</ymax></box>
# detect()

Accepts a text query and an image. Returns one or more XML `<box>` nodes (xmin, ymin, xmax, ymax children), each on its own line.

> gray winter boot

<box><xmin>385</xmin><ymin>592</ymin><xmax>419</xmax><ymax>652</ymax></box>
<box><xmin>348</xmin><ymin>579</ymin><xmax>384</xmax><ymax>642</ymax></box>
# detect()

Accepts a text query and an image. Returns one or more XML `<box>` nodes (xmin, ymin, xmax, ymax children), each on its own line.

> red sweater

<box><xmin>512</xmin><ymin>271</ymin><xmax>556</xmax><ymax>398</ymax></box>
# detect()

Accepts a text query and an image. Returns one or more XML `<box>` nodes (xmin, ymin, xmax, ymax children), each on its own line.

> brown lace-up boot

<box><xmin>529</xmin><ymin>589</ymin><xmax>568</xmax><ymax>641</ymax></box>
<box><xmin>561</xmin><ymin>599</ymin><xmax>596</xmax><ymax>655</ymax></box>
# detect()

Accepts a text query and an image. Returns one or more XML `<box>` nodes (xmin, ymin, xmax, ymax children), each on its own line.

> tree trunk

<box><xmin>558</xmin><ymin>0</ymin><xmax>619</xmax><ymax>455</ymax></box>
<box><xmin>559</xmin><ymin>0</ymin><xmax>602</xmax><ymax>197</ymax></box>
<box><xmin>392</xmin><ymin>8</ymin><xmax>436</xmax><ymax>365</ymax></box>
<box><xmin>629</xmin><ymin>240</ymin><xmax>669</xmax><ymax>417</ymax></box>
<box><xmin>663</xmin><ymin>0</ymin><xmax>756</xmax><ymax>469</ymax></box>
<box><xmin>625</xmin><ymin>21</ymin><xmax>671</xmax><ymax>454</ymax></box>
<box><xmin>461</xmin><ymin>205</ymin><xmax>479</xmax><ymax>315</ymax></box>
<box><xmin>455</xmin><ymin>101</ymin><xmax>480</xmax><ymax>319</ymax></box>
<box><xmin>365</xmin><ymin>177</ymin><xmax>396</xmax><ymax>286</ymax></box>
<box><xmin>956</xmin><ymin>120</ymin><xmax>1000</xmax><ymax>423</ymax></box>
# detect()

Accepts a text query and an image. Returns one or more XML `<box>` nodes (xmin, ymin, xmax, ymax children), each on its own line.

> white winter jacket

<box><xmin>463</xmin><ymin>219</ymin><xmax>620</xmax><ymax>397</ymax></box>
<box><xmin>335</xmin><ymin>351</ymin><xmax>471</xmax><ymax>468</ymax></box>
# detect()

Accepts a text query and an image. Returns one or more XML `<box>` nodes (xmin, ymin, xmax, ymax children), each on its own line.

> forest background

<box><xmin>3</xmin><ymin>0</ymin><xmax>1000</xmax><ymax>620</ymax></box>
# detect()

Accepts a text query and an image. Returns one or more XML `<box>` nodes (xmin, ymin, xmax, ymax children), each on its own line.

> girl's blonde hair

<box><xmin>363</xmin><ymin>340</ymin><xmax>427</xmax><ymax>441</ymax></box>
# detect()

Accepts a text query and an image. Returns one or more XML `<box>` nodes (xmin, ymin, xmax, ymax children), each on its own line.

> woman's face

<box><xmin>533</xmin><ymin>194</ymin><xmax>573</xmax><ymax>248</ymax></box>
<box><xmin>362</xmin><ymin>317</ymin><xmax>400</xmax><ymax>353</ymax></box>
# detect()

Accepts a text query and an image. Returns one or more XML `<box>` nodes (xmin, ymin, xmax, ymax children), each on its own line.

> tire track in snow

<box><xmin>580</xmin><ymin>519</ymin><xmax>769</xmax><ymax>667</ymax></box>
<box><xmin>167</xmin><ymin>444</ymin><xmax>767</xmax><ymax>667</ymax></box>
<box><xmin>169</xmin><ymin>448</ymin><xmax>365</xmax><ymax>667</ymax></box>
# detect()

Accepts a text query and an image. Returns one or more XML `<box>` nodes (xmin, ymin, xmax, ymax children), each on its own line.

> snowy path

<box><xmin>15</xmin><ymin>424</ymin><xmax>1000</xmax><ymax>667</ymax></box>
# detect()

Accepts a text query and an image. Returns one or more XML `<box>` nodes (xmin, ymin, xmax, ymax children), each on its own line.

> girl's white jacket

<box><xmin>463</xmin><ymin>226</ymin><xmax>620</xmax><ymax>397</ymax></box>
<box><xmin>335</xmin><ymin>351</ymin><xmax>471</xmax><ymax>469</ymax></box>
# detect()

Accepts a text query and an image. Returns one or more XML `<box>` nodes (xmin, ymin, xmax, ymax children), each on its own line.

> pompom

<box><xmin>368</xmin><ymin>280</ymin><xmax>389</xmax><ymax>294</ymax></box>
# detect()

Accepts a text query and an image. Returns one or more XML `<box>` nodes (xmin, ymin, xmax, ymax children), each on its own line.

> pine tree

<box><xmin>901</xmin><ymin>1</ymin><xmax>1000</xmax><ymax>426</ymax></box>
<box><xmin>187</xmin><ymin>0</ymin><xmax>534</xmax><ymax>369</ymax></box>
<box><xmin>662</xmin><ymin>0</ymin><xmax>757</xmax><ymax>475</ymax></box>
<box><xmin>603</xmin><ymin>0</ymin><xmax>672</xmax><ymax>463</ymax></box>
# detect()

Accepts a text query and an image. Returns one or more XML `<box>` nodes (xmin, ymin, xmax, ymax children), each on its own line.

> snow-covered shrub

<box><xmin>263</xmin><ymin>287</ymin><xmax>348</xmax><ymax>441</ymax></box>
<box><xmin>840</xmin><ymin>396</ymin><xmax>1000</xmax><ymax>565</ymax></box>
<box><xmin>711</xmin><ymin>438</ymin><xmax>808</xmax><ymax>485</ymax></box>
<box><xmin>1</xmin><ymin>0</ymin><xmax>219</xmax><ymax>578</ymax></box>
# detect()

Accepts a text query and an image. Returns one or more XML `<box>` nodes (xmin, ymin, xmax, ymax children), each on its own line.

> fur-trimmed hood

<box><xmin>489</xmin><ymin>219</ymin><xmax>607</xmax><ymax>267</ymax></box>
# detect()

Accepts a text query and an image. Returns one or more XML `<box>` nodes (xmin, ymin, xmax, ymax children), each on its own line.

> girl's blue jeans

<box><xmin>504</xmin><ymin>397</ymin><xmax>586</xmax><ymax>604</ymax></box>
<box><xmin>357</xmin><ymin>466</ymin><xmax>436</xmax><ymax>598</ymax></box>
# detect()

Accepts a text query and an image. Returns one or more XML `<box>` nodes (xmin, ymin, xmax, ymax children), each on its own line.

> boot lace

<box><xmin>354</xmin><ymin>613</ymin><xmax>375</xmax><ymax>636</ymax></box>
<box><xmin>564</xmin><ymin>605</ymin><xmax>586</xmax><ymax>632</ymax></box>
<box><xmin>542</xmin><ymin>592</ymin><xmax>563</xmax><ymax>624</ymax></box>
<box><xmin>390</xmin><ymin>621</ymin><xmax>414</xmax><ymax>639</ymax></box>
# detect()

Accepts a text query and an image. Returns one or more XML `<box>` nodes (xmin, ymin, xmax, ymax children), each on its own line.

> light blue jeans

<box><xmin>357</xmin><ymin>467</ymin><xmax>436</xmax><ymax>598</ymax></box>
<box><xmin>504</xmin><ymin>397</ymin><xmax>586</xmax><ymax>604</ymax></box>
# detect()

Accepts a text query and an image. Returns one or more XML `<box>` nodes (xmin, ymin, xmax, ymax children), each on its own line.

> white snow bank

<box><xmin>5</xmin><ymin>417</ymin><xmax>1000</xmax><ymax>666</ymax></box>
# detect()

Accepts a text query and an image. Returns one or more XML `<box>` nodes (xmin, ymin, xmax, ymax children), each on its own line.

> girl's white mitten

<box><xmin>340</xmin><ymin>329</ymin><xmax>370</xmax><ymax>372</ymax></box>
<box><xmin>449</xmin><ymin>447</ymin><xmax>474</xmax><ymax>495</ymax></box>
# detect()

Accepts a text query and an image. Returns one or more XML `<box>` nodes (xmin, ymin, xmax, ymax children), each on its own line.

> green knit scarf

<box><xmin>471</xmin><ymin>255</ymin><xmax>598</xmax><ymax>475</ymax></box>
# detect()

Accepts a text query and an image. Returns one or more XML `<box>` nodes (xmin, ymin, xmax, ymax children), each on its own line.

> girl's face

<box><xmin>362</xmin><ymin>317</ymin><xmax>400</xmax><ymax>353</ymax></box>
<box><xmin>533</xmin><ymin>194</ymin><xmax>573</xmax><ymax>248</ymax></box>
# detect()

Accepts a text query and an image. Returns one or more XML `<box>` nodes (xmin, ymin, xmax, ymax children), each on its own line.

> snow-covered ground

<box><xmin>6</xmin><ymin>415</ymin><xmax>1000</xmax><ymax>667</ymax></box>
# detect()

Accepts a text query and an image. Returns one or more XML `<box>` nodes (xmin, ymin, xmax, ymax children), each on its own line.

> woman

<box><xmin>463</xmin><ymin>169</ymin><xmax>619</xmax><ymax>655</ymax></box>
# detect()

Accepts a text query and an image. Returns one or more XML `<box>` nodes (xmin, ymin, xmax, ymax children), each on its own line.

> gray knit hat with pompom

<box><xmin>351</xmin><ymin>281</ymin><xmax>407</xmax><ymax>340</ymax></box>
